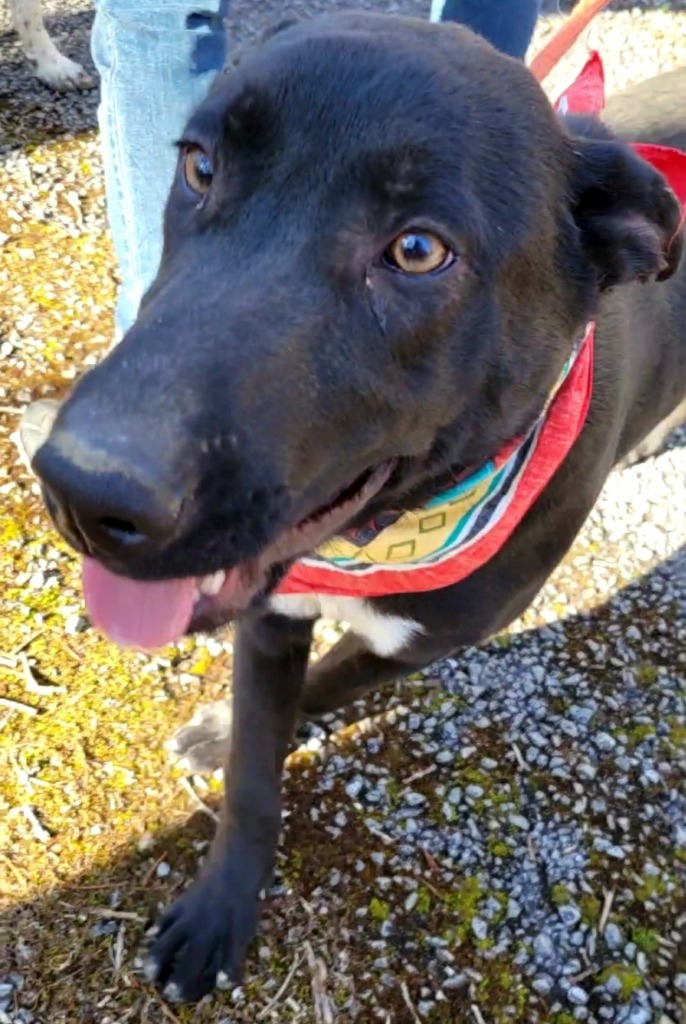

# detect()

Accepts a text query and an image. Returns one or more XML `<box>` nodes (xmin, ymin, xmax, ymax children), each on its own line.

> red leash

<box><xmin>529</xmin><ymin>0</ymin><xmax>613</xmax><ymax>83</ymax></box>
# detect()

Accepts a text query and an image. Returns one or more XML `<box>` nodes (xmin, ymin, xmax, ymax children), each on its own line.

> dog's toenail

<box><xmin>142</xmin><ymin>956</ymin><xmax>159</xmax><ymax>981</ymax></box>
<box><xmin>163</xmin><ymin>981</ymin><xmax>182</xmax><ymax>1003</ymax></box>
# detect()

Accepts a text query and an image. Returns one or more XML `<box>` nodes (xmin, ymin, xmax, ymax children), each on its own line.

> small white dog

<box><xmin>8</xmin><ymin>0</ymin><xmax>94</xmax><ymax>89</ymax></box>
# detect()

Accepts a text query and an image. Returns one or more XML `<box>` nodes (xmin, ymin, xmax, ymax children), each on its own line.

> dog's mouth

<box><xmin>81</xmin><ymin>460</ymin><xmax>396</xmax><ymax>650</ymax></box>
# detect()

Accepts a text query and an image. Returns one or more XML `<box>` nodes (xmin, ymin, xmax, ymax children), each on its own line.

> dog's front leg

<box><xmin>146</xmin><ymin>613</ymin><xmax>313</xmax><ymax>1002</ymax></box>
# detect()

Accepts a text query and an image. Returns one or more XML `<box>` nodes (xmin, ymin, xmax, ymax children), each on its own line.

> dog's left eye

<box><xmin>181</xmin><ymin>145</ymin><xmax>214</xmax><ymax>196</ymax></box>
<box><xmin>383</xmin><ymin>231</ymin><xmax>453</xmax><ymax>274</ymax></box>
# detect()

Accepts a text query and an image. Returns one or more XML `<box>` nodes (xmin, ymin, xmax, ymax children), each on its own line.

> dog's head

<box><xmin>32</xmin><ymin>13</ymin><xmax>684</xmax><ymax>647</ymax></box>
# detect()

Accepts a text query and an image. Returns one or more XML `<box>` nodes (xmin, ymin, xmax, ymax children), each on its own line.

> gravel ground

<box><xmin>1</xmin><ymin>2</ymin><xmax>686</xmax><ymax>1023</ymax></box>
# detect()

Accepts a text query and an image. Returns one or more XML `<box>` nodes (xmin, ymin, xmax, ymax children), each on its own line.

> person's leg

<box><xmin>432</xmin><ymin>0</ymin><xmax>541</xmax><ymax>60</ymax></box>
<box><xmin>91</xmin><ymin>0</ymin><xmax>228</xmax><ymax>338</ymax></box>
<box><xmin>15</xmin><ymin>0</ymin><xmax>227</xmax><ymax>465</ymax></box>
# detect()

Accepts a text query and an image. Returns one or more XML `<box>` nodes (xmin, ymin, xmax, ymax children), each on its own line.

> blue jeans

<box><xmin>92</xmin><ymin>0</ymin><xmax>540</xmax><ymax>337</ymax></box>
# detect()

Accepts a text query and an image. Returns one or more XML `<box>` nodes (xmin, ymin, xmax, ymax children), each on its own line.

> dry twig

<box><xmin>511</xmin><ymin>742</ymin><xmax>527</xmax><ymax>771</ymax></box>
<box><xmin>420</xmin><ymin>846</ymin><xmax>441</xmax><ymax>875</ymax></box>
<box><xmin>178</xmin><ymin>776</ymin><xmax>219</xmax><ymax>824</ymax></box>
<box><xmin>0</xmin><ymin>851</ymin><xmax>28</xmax><ymax>889</ymax></box>
<box><xmin>257</xmin><ymin>951</ymin><xmax>301</xmax><ymax>1019</ymax></box>
<box><xmin>364</xmin><ymin>821</ymin><xmax>394</xmax><ymax>845</ymax></box>
<box><xmin>0</xmin><ymin>696</ymin><xmax>38</xmax><ymax>716</ymax></box>
<box><xmin>598</xmin><ymin>887</ymin><xmax>615</xmax><ymax>934</ymax></box>
<box><xmin>304</xmin><ymin>941</ymin><xmax>334</xmax><ymax>1024</ymax></box>
<box><xmin>111</xmin><ymin>923</ymin><xmax>126</xmax><ymax>977</ymax></box>
<box><xmin>19</xmin><ymin>651</ymin><xmax>65</xmax><ymax>694</ymax></box>
<box><xmin>404</xmin><ymin>764</ymin><xmax>438</xmax><ymax>785</ymax></box>
<box><xmin>129</xmin><ymin>977</ymin><xmax>183</xmax><ymax>1024</ymax></box>
<box><xmin>400</xmin><ymin>981</ymin><xmax>423</xmax><ymax>1023</ymax></box>
<box><xmin>526</xmin><ymin>834</ymin><xmax>537</xmax><ymax>864</ymax></box>
<box><xmin>19</xmin><ymin>804</ymin><xmax>51</xmax><ymax>842</ymax></box>
<box><xmin>11</xmin><ymin>630</ymin><xmax>43</xmax><ymax>656</ymax></box>
<box><xmin>142</xmin><ymin>852</ymin><xmax>170</xmax><ymax>886</ymax></box>
<box><xmin>471</xmin><ymin>1004</ymin><xmax>488</xmax><ymax>1024</ymax></box>
<box><xmin>92</xmin><ymin>908</ymin><xmax>147</xmax><ymax>923</ymax></box>
<box><xmin>568</xmin><ymin>965</ymin><xmax>598</xmax><ymax>985</ymax></box>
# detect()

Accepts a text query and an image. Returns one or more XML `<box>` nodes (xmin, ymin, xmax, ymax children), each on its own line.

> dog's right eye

<box><xmin>382</xmin><ymin>231</ymin><xmax>454</xmax><ymax>275</ymax></box>
<box><xmin>181</xmin><ymin>145</ymin><xmax>214</xmax><ymax>197</ymax></box>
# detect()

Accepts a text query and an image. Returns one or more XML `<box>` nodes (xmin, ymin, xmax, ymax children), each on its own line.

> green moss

<box><xmin>0</xmin><ymin>515</ymin><xmax>25</xmax><ymax>546</ymax></box>
<box><xmin>488</xmin><ymin>839</ymin><xmax>511</xmax><ymax>859</ymax></box>
<box><xmin>451</xmin><ymin>764</ymin><xmax>521</xmax><ymax>815</ymax></box>
<box><xmin>550</xmin><ymin>883</ymin><xmax>571</xmax><ymax>906</ymax></box>
<box><xmin>333</xmin><ymin>985</ymin><xmax>349</xmax><ymax>1007</ymax></box>
<box><xmin>281</xmin><ymin>848</ymin><xmax>303</xmax><ymax>884</ymax></box>
<box><xmin>492</xmin><ymin>891</ymin><xmax>508</xmax><ymax>924</ymax></box>
<box><xmin>476</xmin><ymin>959</ymin><xmax>527</xmax><ymax>1023</ymax></box>
<box><xmin>627</xmin><ymin>723</ymin><xmax>655</xmax><ymax>749</ymax></box>
<box><xmin>441</xmin><ymin>879</ymin><xmax>510</xmax><ymax>953</ymax></box>
<box><xmin>7</xmin><ymin>582</ymin><xmax>65</xmax><ymax>619</ymax></box>
<box><xmin>631</xmin><ymin>927</ymin><xmax>660</xmax><ymax>954</ymax></box>
<box><xmin>491</xmin><ymin>634</ymin><xmax>513</xmax><ymax>649</ymax></box>
<box><xmin>369</xmin><ymin>898</ymin><xmax>390</xmax><ymax>922</ymax></box>
<box><xmin>635</xmin><ymin>872</ymin><xmax>668</xmax><ymax>902</ymax></box>
<box><xmin>550</xmin><ymin>1013</ymin><xmax>577</xmax><ymax>1024</ymax></box>
<box><xmin>458</xmin><ymin>767</ymin><xmax>490</xmax><ymax>787</ymax></box>
<box><xmin>635</xmin><ymin>663</ymin><xmax>658</xmax><ymax>686</ymax></box>
<box><xmin>385</xmin><ymin>778</ymin><xmax>401</xmax><ymax>808</ymax></box>
<box><xmin>444</xmin><ymin>876</ymin><xmax>483</xmax><ymax>917</ymax></box>
<box><xmin>665</xmin><ymin>717</ymin><xmax>686</xmax><ymax>748</ymax></box>
<box><xmin>596</xmin><ymin>965</ymin><xmax>643</xmax><ymax>1001</ymax></box>
<box><xmin>415</xmin><ymin>888</ymin><xmax>432</xmax><ymax>915</ymax></box>
<box><xmin>578</xmin><ymin>892</ymin><xmax>601</xmax><ymax>925</ymax></box>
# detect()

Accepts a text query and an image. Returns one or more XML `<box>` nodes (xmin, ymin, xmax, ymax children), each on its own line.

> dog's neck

<box><xmin>278</xmin><ymin>322</ymin><xmax>595</xmax><ymax>599</ymax></box>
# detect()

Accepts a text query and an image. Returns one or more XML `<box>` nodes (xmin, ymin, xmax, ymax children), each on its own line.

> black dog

<box><xmin>30</xmin><ymin>14</ymin><xmax>686</xmax><ymax>1003</ymax></box>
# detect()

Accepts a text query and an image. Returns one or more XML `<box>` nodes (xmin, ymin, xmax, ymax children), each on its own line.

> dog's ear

<box><xmin>567</xmin><ymin>136</ymin><xmax>684</xmax><ymax>290</ymax></box>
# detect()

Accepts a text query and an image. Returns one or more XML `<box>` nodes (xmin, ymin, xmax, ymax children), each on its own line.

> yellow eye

<box><xmin>383</xmin><ymin>231</ymin><xmax>453</xmax><ymax>274</ymax></box>
<box><xmin>182</xmin><ymin>145</ymin><xmax>214</xmax><ymax>196</ymax></box>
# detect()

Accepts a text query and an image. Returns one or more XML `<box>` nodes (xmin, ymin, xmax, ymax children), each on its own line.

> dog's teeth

<box><xmin>199</xmin><ymin>571</ymin><xmax>226</xmax><ymax>596</ymax></box>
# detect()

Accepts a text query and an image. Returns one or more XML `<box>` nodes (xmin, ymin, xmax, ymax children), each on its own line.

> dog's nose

<box><xmin>32</xmin><ymin>422</ymin><xmax>183</xmax><ymax>560</ymax></box>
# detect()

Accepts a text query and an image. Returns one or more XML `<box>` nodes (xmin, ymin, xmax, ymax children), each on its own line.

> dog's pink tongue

<box><xmin>82</xmin><ymin>557</ymin><xmax>197</xmax><ymax>650</ymax></box>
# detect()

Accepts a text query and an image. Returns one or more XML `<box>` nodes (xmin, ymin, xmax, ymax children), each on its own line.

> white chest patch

<box><xmin>269</xmin><ymin>593</ymin><xmax>423</xmax><ymax>658</ymax></box>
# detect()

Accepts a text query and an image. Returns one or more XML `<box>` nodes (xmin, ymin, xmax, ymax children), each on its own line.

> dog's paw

<box><xmin>35</xmin><ymin>52</ymin><xmax>95</xmax><ymax>91</ymax></box>
<box><xmin>167</xmin><ymin>701</ymin><xmax>232</xmax><ymax>775</ymax></box>
<box><xmin>145</xmin><ymin>850</ymin><xmax>265</xmax><ymax>1002</ymax></box>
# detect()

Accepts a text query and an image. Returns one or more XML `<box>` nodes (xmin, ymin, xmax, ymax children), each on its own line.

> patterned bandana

<box><xmin>277</xmin><ymin>54</ymin><xmax>686</xmax><ymax>600</ymax></box>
